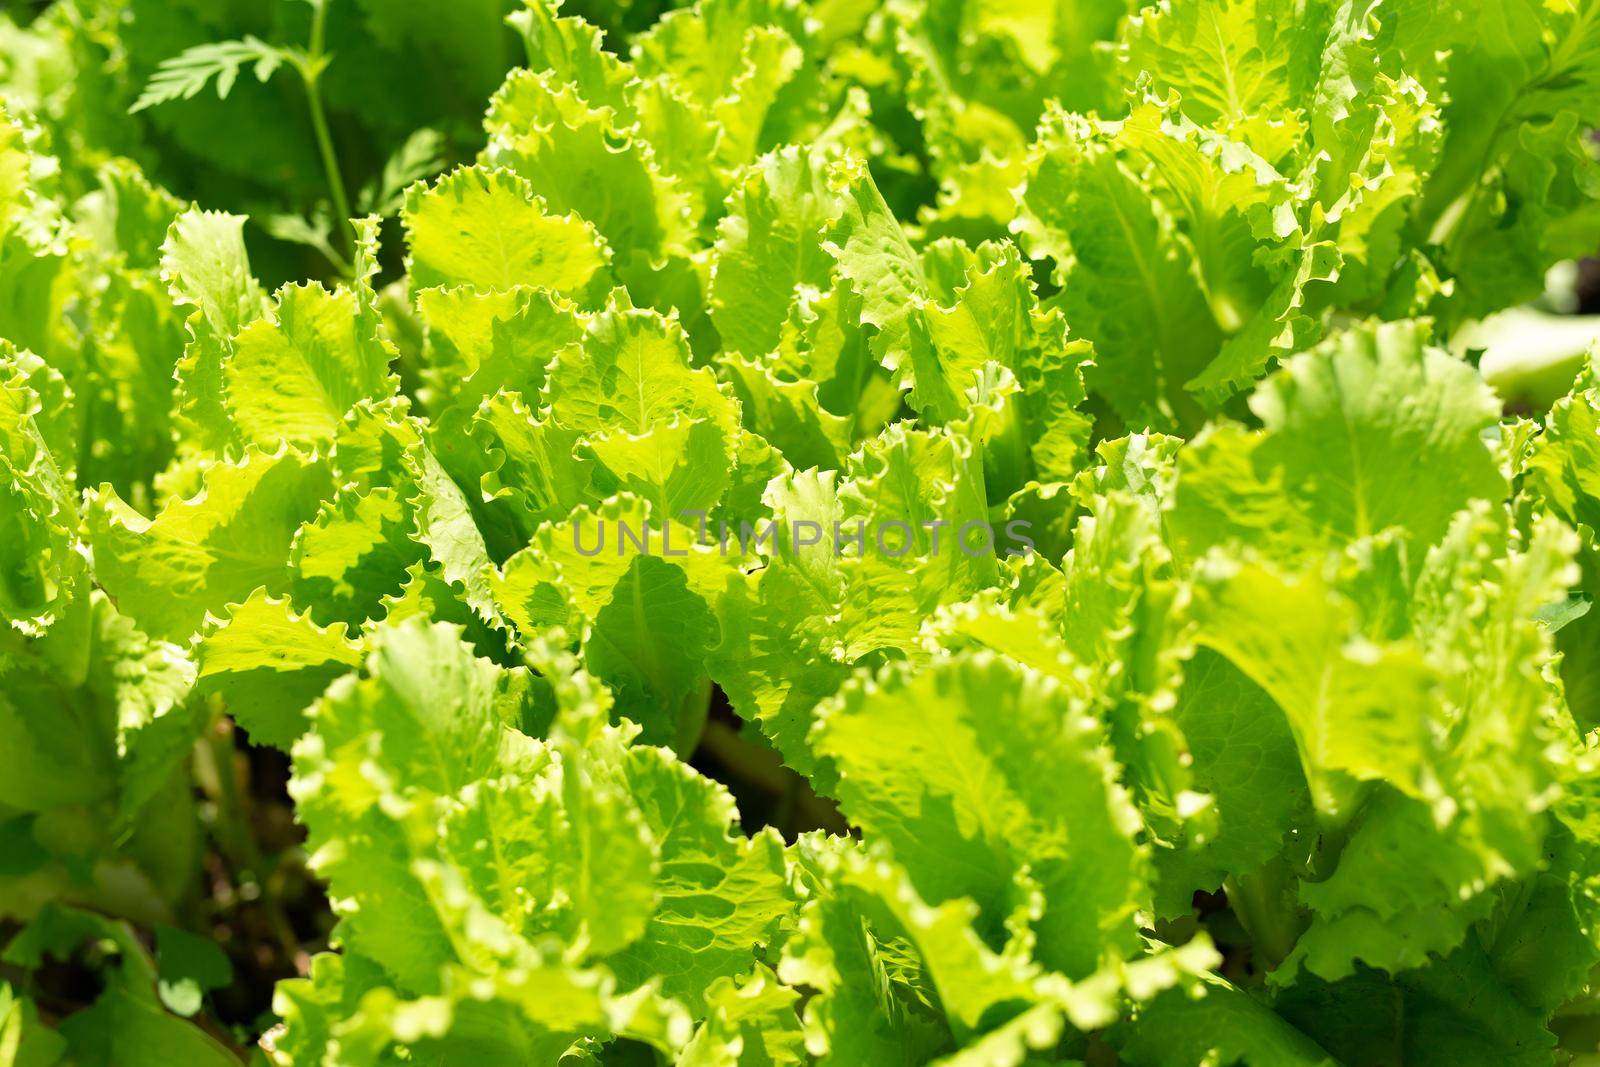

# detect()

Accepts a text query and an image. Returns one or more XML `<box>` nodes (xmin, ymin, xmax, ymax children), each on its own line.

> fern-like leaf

<box><xmin>130</xmin><ymin>37</ymin><xmax>287</xmax><ymax>114</ymax></box>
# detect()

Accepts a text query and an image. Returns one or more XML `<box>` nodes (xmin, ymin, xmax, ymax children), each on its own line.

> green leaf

<box><xmin>159</xmin><ymin>210</ymin><xmax>264</xmax><ymax>342</ymax></box>
<box><xmin>289</xmin><ymin>620</ymin><xmax>513</xmax><ymax>991</ymax></box>
<box><xmin>290</xmin><ymin>484</ymin><xmax>423</xmax><ymax>628</ymax></box>
<box><xmin>1120</xmin><ymin>0</ymin><xmax>1318</xmax><ymax>163</ymax></box>
<box><xmin>225</xmin><ymin>282</ymin><xmax>396</xmax><ymax>449</ymax></box>
<box><xmin>161</xmin><ymin>209</ymin><xmax>266</xmax><ymax>452</ymax></box>
<box><xmin>1188</xmin><ymin>553</ymin><xmax>1437</xmax><ymax>824</ymax></box>
<box><xmin>153</xmin><ymin>927</ymin><xmax>232</xmax><ymax>1019</ymax></box>
<box><xmin>584</xmin><ymin>555</ymin><xmax>719</xmax><ymax>749</ymax></box>
<box><xmin>604</xmin><ymin>745</ymin><xmax>792</xmax><ymax>1010</ymax></box>
<box><xmin>402</xmin><ymin>165</ymin><xmax>610</xmax><ymax>294</ymax></box>
<box><xmin>1173</xmin><ymin>321</ymin><xmax>1507</xmax><ymax>561</ymax></box>
<box><xmin>1018</xmin><ymin>109</ymin><xmax>1222</xmax><ymax>430</ymax></box>
<box><xmin>1</xmin><ymin>981</ymin><xmax>67</xmax><ymax>1067</ymax></box>
<box><xmin>710</xmin><ymin>145</ymin><xmax>840</xmax><ymax>359</ymax></box>
<box><xmin>195</xmin><ymin>590</ymin><xmax>363</xmax><ymax>749</ymax></box>
<box><xmin>417</xmin><ymin>284</ymin><xmax>588</xmax><ymax>419</ymax></box>
<box><xmin>812</xmin><ymin>653</ymin><xmax>1147</xmax><ymax>979</ymax></box>
<box><xmin>4</xmin><ymin>906</ymin><xmax>238</xmax><ymax>1067</ymax></box>
<box><xmin>129</xmin><ymin>37</ymin><xmax>287</xmax><ymax>114</ymax></box>
<box><xmin>363</xmin><ymin>127</ymin><xmax>446</xmax><ymax>217</ymax></box>
<box><xmin>680</xmin><ymin>963</ymin><xmax>805</xmax><ymax>1066</ymax></box>
<box><xmin>1157</xmin><ymin>649</ymin><xmax>1312</xmax><ymax>910</ymax></box>
<box><xmin>87</xmin><ymin>447</ymin><xmax>335</xmax><ymax>643</ymax></box>
<box><xmin>1112</xmin><ymin>973</ymin><xmax>1338</xmax><ymax>1067</ymax></box>
<box><xmin>0</xmin><ymin>350</ymin><xmax>81</xmax><ymax>639</ymax></box>
<box><xmin>485</xmin><ymin>70</ymin><xmax>694</xmax><ymax>264</ymax></box>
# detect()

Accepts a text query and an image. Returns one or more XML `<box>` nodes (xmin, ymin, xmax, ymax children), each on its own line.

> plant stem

<box><xmin>299</xmin><ymin>0</ymin><xmax>355</xmax><ymax>255</ymax></box>
<box><xmin>674</xmin><ymin>676</ymin><xmax>714</xmax><ymax>756</ymax></box>
<box><xmin>1225</xmin><ymin>856</ymin><xmax>1307</xmax><ymax>974</ymax></box>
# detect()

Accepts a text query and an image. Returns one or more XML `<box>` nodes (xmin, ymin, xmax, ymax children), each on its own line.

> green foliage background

<box><xmin>3</xmin><ymin>0</ymin><xmax>1600</xmax><ymax>1063</ymax></box>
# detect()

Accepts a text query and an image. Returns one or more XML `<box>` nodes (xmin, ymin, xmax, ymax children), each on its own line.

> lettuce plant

<box><xmin>3</xmin><ymin>0</ymin><xmax>1600</xmax><ymax>1064</ymax></box>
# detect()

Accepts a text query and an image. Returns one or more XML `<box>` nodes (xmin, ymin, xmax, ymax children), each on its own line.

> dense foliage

<box><xmin>3</xmin><ymin>0</ymin><xmax>1600</xmax><ymax>1063</ymax></box>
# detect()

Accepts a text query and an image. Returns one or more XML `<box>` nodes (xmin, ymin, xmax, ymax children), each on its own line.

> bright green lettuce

<box><xmin>2</xmin><ymin>0</ymin><xmax>1600</xmax><ymax>1063</ymax></box>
